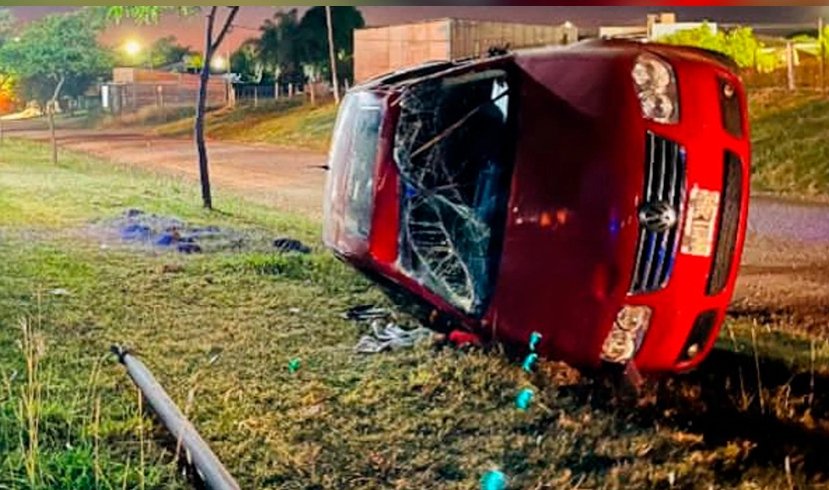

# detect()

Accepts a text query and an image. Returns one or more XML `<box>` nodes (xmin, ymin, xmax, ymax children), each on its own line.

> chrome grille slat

<box><xmin>630</xmin><ymin>132</ymin><xmax>686</xmax><ymax>294</ymax></box>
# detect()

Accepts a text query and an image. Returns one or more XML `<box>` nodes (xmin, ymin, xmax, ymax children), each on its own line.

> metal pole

<box><xmin>325</xmin><ymin>6</ymin><xmax>340</xmax><ymax>104</ymax></box>
<box><xmin>786</xmin><ymin>40</ymin><xmax>796</xmax><ymax>92</ymax></box>
<box><xmin>111</xmin><ymin>346</ymin><xmax>240</xmax><ymax>490</ymax></box>
<box><xmin>820</xmin><ymin>17</ymin><xmax>826</xmax><ymax>95</ymax></box>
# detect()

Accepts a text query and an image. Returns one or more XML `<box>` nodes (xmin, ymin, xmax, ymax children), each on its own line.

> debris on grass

<box><xmin>521</xmin><ymin>353</ymin><xmax>538</xmax><ymax>373</ymax></box>
<box><xmin>342</xmin><ymin>304</ymin><xmax>391</xmax><ymax>322</ymax></box>
<box><xmin>447</xmin><ymin>330</ymin><xmax>483</xmax><ymax>348</ymax></box>
<box><xmin>515</xmin><ymin>387</ymin><xmax>534</xmax><ymax>411</ymax></box>
<box><xmin>353</xmin><ymin>320</ymin><xmax>432</xmax><ymax>354</ymax></box>
<box><xmin>93</xmin><ymin>209</ymin><xmax>305</xmax><ymax>254</ymax></box>
<box><xmin>480</xmin><ymin>469</ymin><xmax>509</xmax><ymax>490</ymax></box>
<box><xmin>273</xmin><ymin>237</ymin><xmax>311</xmax><ymax>254</ymax></box>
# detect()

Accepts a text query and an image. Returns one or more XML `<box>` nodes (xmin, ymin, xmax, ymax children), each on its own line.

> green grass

<box><xmin>152</xmin><ymin>99</ymin><xmax>337</xmax><ymax>153</ymax></box>
<box><xmin>1</xmin><ymin>138</ymin><xmax>829</xmax><ymax>488</ymax></box>
<box><xmin>750</xmin><ymin>90</ymin><xmax>829</xmax><ymax>197</ymax></box>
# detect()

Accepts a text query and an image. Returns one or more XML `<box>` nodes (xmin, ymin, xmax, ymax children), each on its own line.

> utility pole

<box><xmin>820</xmin><ymin>16</ymin><xmax>826</xmax><ymax>96</ymax></box>
<box><xmin>786</xmin><ymin>40</ymin><xmax>796</xmax><ymax>92</ymax></box>
<box><xmin>325</xmin><ymin>6</ymin><xmax>340</xmax><ymax>104</ymax></box>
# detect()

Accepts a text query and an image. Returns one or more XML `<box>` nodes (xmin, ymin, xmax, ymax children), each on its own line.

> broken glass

<box><xmin>394</xmin><ymin>69</ymin><xmax>514</xmax><ymax>314</ymax></box>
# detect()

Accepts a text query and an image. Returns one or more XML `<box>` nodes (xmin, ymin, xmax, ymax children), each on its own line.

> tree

<box><xmin>257</xmin><ymin>9</ymin><xmax>303</xmax><ymax>85</ymax></box>
<box><xmin>231</xmin><ymin>39</ymin><xmax>265</xmax><ymax>83</ymax></box>
<box><xmin>107</xmin><ymin>6</ymin><xmax>240</xmax><ymax>210</ymax></box>
<box><xmin>298</xmin><ymin>7</ymin><xmax>364</xmax><ymax>84</ymax></box>
<box><xmin>658</xmin><ymin>24</ymin><xmax>779</xmax><ymax>72</ymax></box>
<box><xmin>0</xmin><ymin>8</ymin><xmax>16</xmax><ymax>113</ymax></box>
<box><xmin>0</xmin><ymin>11</ymin><xmax>110</xmax><ymax>163</ymax></box>
<box><xmin>0</xmin><ymin>8</ymin><xmax>14</xmax><ymax>45</ymax></box>
<box><xmin>150</xmin><ymin>36</ymin><xmax>194</xmax><ymax>69</ymax></box>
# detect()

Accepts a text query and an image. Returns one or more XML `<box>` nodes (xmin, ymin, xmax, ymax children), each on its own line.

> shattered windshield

<box><xmin>394</xmin><ymin>69</ymin><xmax>515</xmax><ymax>314</ymax></box>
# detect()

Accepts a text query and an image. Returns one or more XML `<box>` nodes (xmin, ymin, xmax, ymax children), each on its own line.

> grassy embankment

<box><xmin>750</xmin><ymin>90</ymin><xmax>829</xmax><ymax>197</ymax></box>
<box><xmin>2</xmin><ymin>138</ymin><xmax>829</xmax><ymax>488</ymax></box>
<box><xmin>137</xmin><ymin>89</ymin><xmax>829</xmax><ymax>198</ymax></box>
<box><xmin>149</xmin><ymin>98</ymin><xmax>338</xmax><ymax>153</ymax></box>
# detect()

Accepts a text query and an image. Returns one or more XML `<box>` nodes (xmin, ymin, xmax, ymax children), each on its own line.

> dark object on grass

<box><xmin>273</xmin><ymin>237</ymin><xmax>311</xmax><ymax>254</ymax></box>
<box><xmin>177</xmin><ymin>243</ymin><xmax>202</xmax><ymax>254</ymax></box>
<box><xmin>111</xmin><ymin>345</ymin><xmax>241</xmax><ymax>490</ymax></box>
<box><xmin>120</xmin><ymin>223</ymin><xmax>151</xmax><ymax>241</ymax></box>
<box><xmin>343</xmin><ymin>304</ymin><xmax>390</xmax><ymax>321</ymax></box>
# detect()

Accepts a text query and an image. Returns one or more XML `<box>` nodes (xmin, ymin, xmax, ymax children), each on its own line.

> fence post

<box><xmin>253</xmin><ymin>86</ymin><xmax>258</xmax><ymax>108</ymax></box>
<box><xmin>274</xmin><ymin>82</ymin><xmax>279</xmax><ymax>100</ymax></box>
<box><xmin>288</xmin><ymin>83</ymin><xmax>294</xmax><ymax>98</ymax></box>
<box><xmin>786</xmin><ymin>40</ymin><xmax>796</xmax><ymax>92</ymax></box>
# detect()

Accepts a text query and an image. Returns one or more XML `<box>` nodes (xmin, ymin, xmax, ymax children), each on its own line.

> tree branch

<box><xmin>50</xmin><ymin>73</ymin><xmax>65</xmax><ymax>104</ymax></box>
<box><xmin>210</xmin><ymin>6</ymin><xmax>240</xmax><ymax>53</ymax></box>
<box><xmin>204</xmin><ymin>6</ymin><xmax>217</xmax><ymax>57</ymax></box>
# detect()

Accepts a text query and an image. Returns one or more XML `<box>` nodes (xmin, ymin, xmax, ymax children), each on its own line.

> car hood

<box><xmin>485</xmin><ymin>48</ymin><xmax>646</xmax><ymax>366</ymax></box>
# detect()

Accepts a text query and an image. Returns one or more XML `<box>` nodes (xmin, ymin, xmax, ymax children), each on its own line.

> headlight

<box><xmin>600</xmin><ymin>305</ymin><xmax>652</xmax><ymax>363</ymax></box>
<box><xmin>632</xmin><ymin>54</ymin><xmax>679</xmax><ymax>124</ymax></box>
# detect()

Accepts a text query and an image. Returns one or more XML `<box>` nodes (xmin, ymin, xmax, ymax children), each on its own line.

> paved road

<box><xmin>6</xmin><ymin>119</ymin><xmax>828</xmax><ymax>332</ymax></box>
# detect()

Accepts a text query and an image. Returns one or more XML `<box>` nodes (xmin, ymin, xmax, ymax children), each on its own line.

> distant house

<box><xmin>600</xmin><ymin>12</ymin><xmax>717</xmax><ymax>41</ymax></box>
<box><xmin>353</xmin><ymin>18</ymin><xmax>579</xmax><ymax>83</ymax></box>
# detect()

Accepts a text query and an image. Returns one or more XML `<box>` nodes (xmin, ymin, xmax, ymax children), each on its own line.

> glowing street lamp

<box><xmin>123</xmin><ymin>39</ymin><xmax>142</xmax><ymax>57</ymax></box>
<box><xmin>210</xmin><ymin>55</ymin><xmax>227</xmax><ymax>72</ymax></box>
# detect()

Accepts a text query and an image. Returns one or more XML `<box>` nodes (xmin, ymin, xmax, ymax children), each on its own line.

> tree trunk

<box><xmin>195</xmin><ymin>8</ymin><xmax>216</xmax><ymax>210</ymax></box>
<box><xmin>48</xmin><ymin>75</ymin><xmax>65</xmax><ymax>165</ymax></box>
<box><xmin>194</xmin><ymin>6</ymin><xmax>240</xmax><ymax>210</ymax></box>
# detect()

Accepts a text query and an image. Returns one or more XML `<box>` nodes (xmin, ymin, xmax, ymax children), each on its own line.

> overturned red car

<box><xmin>323</xmin><ymin>39</ymin><xmax>750</xmax><ymax>373</ymax></box>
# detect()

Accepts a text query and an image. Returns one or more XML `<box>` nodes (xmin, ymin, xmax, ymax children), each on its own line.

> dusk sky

<box><xmin>8</xmin><ymin>6</ymin><xmax>827</xmax><ymax>54</ymax></box>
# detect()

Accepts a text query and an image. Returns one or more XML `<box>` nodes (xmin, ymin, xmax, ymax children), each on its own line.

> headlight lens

<box><xmin>600</xmin><ymin>305</ymin><xmax>652</xmax><ymax>364</ymax></box>
<box><xmin>632</xmin><ymin>54</ymin><xmax>679</xmax><ymax>124</ymax></box>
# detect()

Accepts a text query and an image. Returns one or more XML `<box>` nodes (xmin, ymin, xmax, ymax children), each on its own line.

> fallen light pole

<box><xmin>111</xmin><ymin>345</ymin><xmax>240</xmax><ymax>490</ymax></box>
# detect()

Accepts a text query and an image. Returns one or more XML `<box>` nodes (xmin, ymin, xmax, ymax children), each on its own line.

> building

<box><xmin>353</xmin><ymin>18</ymin><xmax>579</xmax><ymax>83</ymax></box>
<box><xmin>599</xmin><ymin>12</ymin><xmax>716</xmax><ymax>41</ymax></box>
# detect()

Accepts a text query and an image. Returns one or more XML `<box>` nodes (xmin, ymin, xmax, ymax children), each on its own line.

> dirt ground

<box><xmin>5</xmin><ymin>121</ymin><xmax>328</xmax><ymax>219</ymax></box>
<box><xmin>7</xmin><ymin>119</ymin><xmax>829</xmax><ymax>329</ymax></box>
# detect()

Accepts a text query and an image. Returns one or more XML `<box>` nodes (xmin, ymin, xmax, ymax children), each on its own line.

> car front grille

<box><xmin>707</xmin><ymin>151</ymin><xmax>743</xmax><ymax>295</ymax></box>
<box><xmin>629</xmin><ymin>132</ymin><xmax>686</xmax><ymax>294</ymax></box>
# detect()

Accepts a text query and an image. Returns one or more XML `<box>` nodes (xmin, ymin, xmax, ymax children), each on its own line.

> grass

<box><xmin>152</xmin><ymin>99</ymin><xmax>337</xmax><ymax>153</ymax></box>
<box><xmin>750</xmin><ymin>89</ymin><xmax>829</xmax><ymax>197</ymax></box>
<box><xmin>1</xmin><ymin>138</ymin><xmax>829</xmax><ymax>488</ymax></box>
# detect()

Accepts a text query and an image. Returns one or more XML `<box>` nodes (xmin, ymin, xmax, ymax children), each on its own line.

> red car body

<box><xmin>324</xmin><ymin>39</ymin><xmax>751</xmax><ymax>373</ymax></box>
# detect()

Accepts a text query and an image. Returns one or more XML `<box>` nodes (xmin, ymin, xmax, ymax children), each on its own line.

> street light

<box><xmin>210</xmin><ymin>55</ymin><xmax>227</xmax><ymax>72</ymax></box>
<box><xmin>124</xmin><ymin>40</ymin><xmax>142</xmax><ymax>57</ymax></box>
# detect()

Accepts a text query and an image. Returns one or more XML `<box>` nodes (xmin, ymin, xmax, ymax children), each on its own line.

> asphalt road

<box><xmin>4</xmin><ymin>118</ymin><xmax>828</xmax><ymax>331</ymax></box>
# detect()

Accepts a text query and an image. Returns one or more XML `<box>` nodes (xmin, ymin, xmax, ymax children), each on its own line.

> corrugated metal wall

<box><xmin>354</xmin><ymin>19</ymin><xmax>452</xmax><ymax>83</ymax></box>
<box><xmin>354</xmin><ymin>19</ymin><xmax>578</xmax><ymax>83</ymax></box>
<box><xmin>449</xmin><ymin>20</ymin><xmax>576</xmax><ymax>59</ymax></box>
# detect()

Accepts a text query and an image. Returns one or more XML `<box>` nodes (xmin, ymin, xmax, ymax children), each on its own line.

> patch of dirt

<box><xmin>6</xmin><ymin>122</ymin><xmax>328</xmax><ymax>219</ymax></box>
<box><xmin>734</xmin><ymin>232</ymin><xmax>829</xmax><ymax>335</ymax></box>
